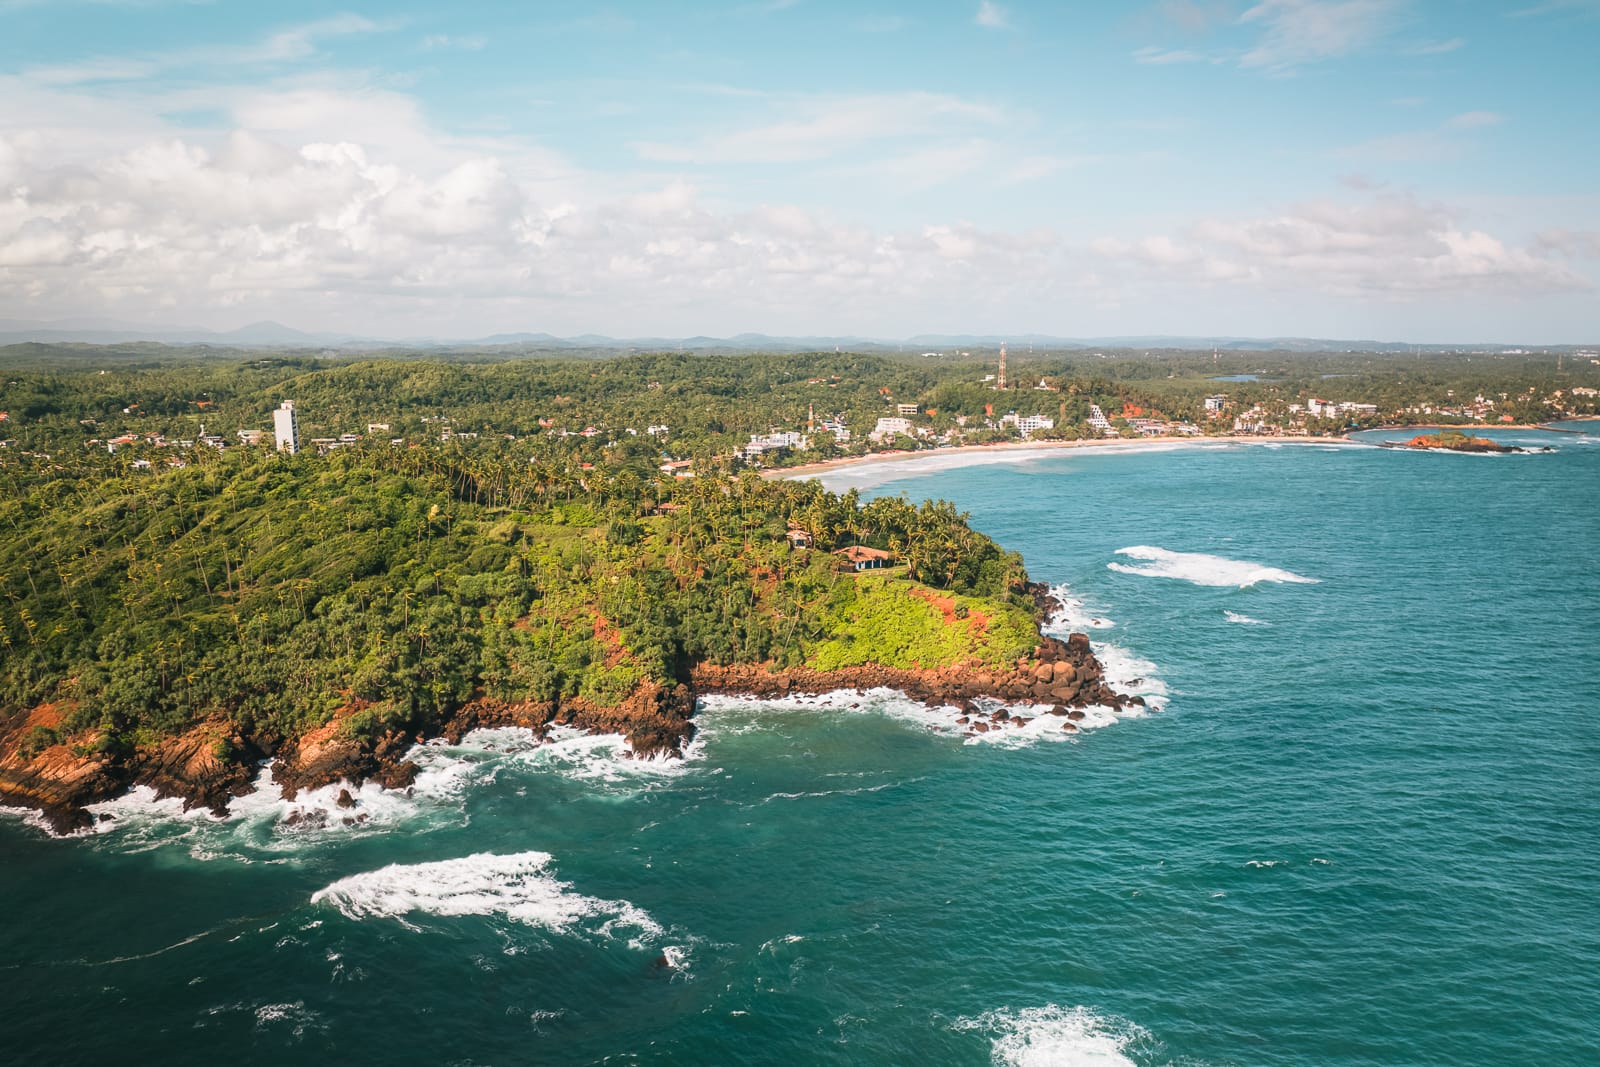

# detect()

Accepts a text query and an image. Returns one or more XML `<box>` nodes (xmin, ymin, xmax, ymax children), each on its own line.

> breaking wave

<box><xmin>952</xmin><ymin>1004</ymin><xmax>1151</xmax><ymax>1066</ymax></box>
<box><xmin>697</xmin><ymin>688</ymin><xmax>1133</xmax><ymax>749</ymax></box>
<box><xmin>310</xmin><ymin>850</ymin><xmax>669</xmax><ymax>953</ymax></box>
<box><xmin>68</xmin><ymin>724</ymin><xmax>704</xmax><ymax>858</ymax></box>
<box><xmin>1108</xmin><ymin>546</ymin><xmax>1319</xmax><ymax>588</ymax></box>
<box><xmin>1041</xmin><ymin>584</ymin><xmax>1168</xmax><ymax>713</ymax></box>
<box><xmin>1224</xmin><ymin>610</ymin><xmax>1269</xmax><ymax>626</ymax></box>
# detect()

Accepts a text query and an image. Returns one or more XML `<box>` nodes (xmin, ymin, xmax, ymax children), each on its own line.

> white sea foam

<box><xmin>1245</xmin><ymin>859</ymin><xmax>1284</xmax><ymax>868</ymax></box>
<box><xmin>804</xmin><ymin>448</ymin><xmax>1064</xmax><ymax>491</ymax></box>
<box><xmin>764</xmin><ymin>777</ymin><xmax>926</xmax><ymax>803</ymax></box>
<box><xmin>698</xmin><ymin>687</ymin><xmax>1133</xmax><ymax>748</ymax></box>
<box><xmin>1037</xmin><ymin>584</ymin><xmax>1170</xmax><ymax>716</ymax></box>
<box><xmin>1043</xmin><ymin>584</ymin><xmax>1116</xmax><ymax>631</ymax></box>
<box><xmin>404</xmin><ymin>725</ymin><xmax>702</xmax><ymax>798</ymax></box>
<box><xmin>952</xmin><ymin>1004</ymin><xmax>1148</xmax><ymax>1067</ymax></box>
<box><xmin>57</xmin><ymin>718</ymin><xmax>706</xmax><ymax>855</ymax></box>
<box><xmin>0</xmin><ymin>801</ymin><xmax>67</xmax><ymax>834</ymax></box>
<box><xmin>79</xmin><ymin>763</ymin><xmax>446</xmax><ymax>858</ymax></box>
<box><xmin>253</xmin><ymin>1000</ymin><xmax>327</xmax><ymax>1038</ymax></box>
<box><xmin>1109</xmin><ymin>545</ymin><xmax>1319</xmax><ymax>588</ymax></box>
<box><xmin>1224</xmin><ymin>610</ymin><xmax>1269</xmax><ymax>626</ymax></box>
<box><xmin>311</xmin><ymin>850</ymin><xmax>664</xmax><ymax>944</ymax></box>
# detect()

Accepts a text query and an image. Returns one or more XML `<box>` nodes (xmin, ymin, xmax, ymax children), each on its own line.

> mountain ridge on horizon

<box><xmin>0</xmin><ymin>317</ymin><xmax>1589</xmax><ymax>353</ymax></box>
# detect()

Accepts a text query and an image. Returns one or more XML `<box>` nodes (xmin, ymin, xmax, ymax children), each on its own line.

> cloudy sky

<box><xmin>2</xmin><ymin>0</ymin><xmax>1596</xmax><ymax>341</ymax></box>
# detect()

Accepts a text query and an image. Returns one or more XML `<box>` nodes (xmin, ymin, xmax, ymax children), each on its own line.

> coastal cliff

<box><xmin>2</xmin><ymin>588</ymin><xmax>1134</xmax><ymax>834</ymax></box>
<box><xmin>1</xmin><ymin>446</ymin><xmax>1138</xmax><ymax>833</ymax></box>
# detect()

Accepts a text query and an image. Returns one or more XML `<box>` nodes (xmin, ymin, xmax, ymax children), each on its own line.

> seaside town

<box><xmin>22</xmin><ymin>342</ymin><xmax>1596</xmax><ymax>476</ymax></box>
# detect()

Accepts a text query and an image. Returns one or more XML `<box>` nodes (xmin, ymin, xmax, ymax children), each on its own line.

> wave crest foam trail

<box><xmin>1109</xmin><ymin>545</ymin><xmax>1318</xmax><ymax>588</ymax></box>
<box><xmin>310</xmin><ymin>851</ymin><xmax>663</xmax><ymax>943</ymax></box>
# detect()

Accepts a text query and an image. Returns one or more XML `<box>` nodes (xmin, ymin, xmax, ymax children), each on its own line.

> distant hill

<box><xmin>0</xmin><ymin>318</ymin><xmax>365</xmax><ymax>348</ymax></box>
<box><xmin>0</xmin><ymin>318</ymin><xmax>1588</xmax><ymax>352</ymax></box>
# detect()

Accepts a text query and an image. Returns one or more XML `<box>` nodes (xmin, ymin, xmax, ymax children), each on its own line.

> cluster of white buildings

<box><xmin>1306</xmin><ymin>397</ymin><xmax>1378</xmax><ymax>418</ymax></box>
<box><xmin>999</xmin><ymin>413</ymin><xmax>1055</xmax><ymax>437</ymax></box>
<box><xmin>739</xmin><ymin>430</ymin><xmax>810</xmax><ymax>460</ymax></box>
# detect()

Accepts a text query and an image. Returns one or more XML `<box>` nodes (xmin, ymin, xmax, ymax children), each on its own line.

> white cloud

<box><xmin>1133</xmin><ymin>46</ymin><xmax>1210</xmax><ymax>64</ymax></box>
<box><xmin>0</xmin><ymin>51</ymin><xmax>1587</xmax><ymax>337</ymax></box>
<box><xmin>1336</xmin><ymin>111</ymin><xmax>1504</xmax><ymax>162</ymax></box>
<box><xmin>1335</xmin><ymin>129</ymin><xmax>1462</xmax><ymax>163</ymax></box>
<box><xmin>1094</xmin><ymin>190</ymin><xmax>1588</xmax><ymax>297</ymax></box>
<box><xmin>0</xmin><ymin>113</ymin><xmax>1086</xmax><ymax>334</ymax></box>
<box><xmin>1239</xmin><ymin>0</ymin><xmax>1401</xmax><ymax>72</ymax></box>
<box><xmin>421</xmin><ymin>34</ymin><xmax>488</xmax><ymax>51</ymax></box>
<box><xmin>1534</xmin><ymin>228</ymin><xmax>1600</xmax><ymax>258</ymax></box>
<box><xmin>18</xmin><ymin>14</ymin><xmax>389</xmax><ymax>88</ymax></box>
<box><xmin>631</xmin><ymin>92</ymin><xmax>1007</xmax><ymax>164</ymax></box>
<box><xmin>1404</xmin><ymin>36</ymin><xmax>1465</xmax><ymax>54</ymax></box>
<box><xmin>1509</xmin><ymin>1</ymin><xmax>1600</xmax><ymax>17</ymax></box>
<box><xmin>975</xmin><ymin>1</ymin><xmax>1010</xmax><ymax>29</ymax></box>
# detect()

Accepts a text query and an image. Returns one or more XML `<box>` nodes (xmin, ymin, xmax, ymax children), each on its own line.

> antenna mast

<box><xmin>997</xmin><ymin>341</ymin><xmax>1007</xmax><ymax>391</ymax></box>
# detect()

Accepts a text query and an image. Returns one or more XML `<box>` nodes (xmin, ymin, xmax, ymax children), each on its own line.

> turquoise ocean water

<box><xmin>3</xmin><ymin>426</ymin><xmax>1597</xmax><ymax>1065</ymax></box>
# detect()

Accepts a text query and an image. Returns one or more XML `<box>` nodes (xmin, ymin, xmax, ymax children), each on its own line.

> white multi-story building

<box><xmin>1204</xmin><ymin>395</ymin><xmax>1227</xmax><ymax>414</ymax></box>
<box><xmin>869</xmin><ymin>417</ymin><xmax>913</xmax><ymax>443</ymax></box>
<box><xmin>273</xmin><ymin>401</ymin><xmax>299</xmax><ymax>454</ymax></box>
<box><xmin>740</xmin><ymin>431</ymin><xmax>809</xmax><ymax>460</ymax></box>
<box><xmin>1000</xmin><ymin>413</ymin><xmax>1055</xmax><ymax>439</ymax></box>
<box><xmin>1087</xmin><ymin>404</ymin><xmax>1113</xmax><ymax>436</ymax></box>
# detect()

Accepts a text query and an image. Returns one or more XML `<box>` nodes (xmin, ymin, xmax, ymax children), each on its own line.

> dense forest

<box><xmin>0</xmin><ymin>439</ymin><xmax>1034</xmax><ymax>763</ymax></box>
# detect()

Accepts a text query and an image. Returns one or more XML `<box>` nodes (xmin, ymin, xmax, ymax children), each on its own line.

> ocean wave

<box><xmin>62</xmin><ymin>722</ymin><xmax>706</xmax><ymax>857</ymax></box>
<box><xmin>79</xmin><ymin>763</ymin><xmax>450</xmax><ymax>859</ymax></box>
<box><xmin>1109</xmin><ymin>545</ymin><xmax>1319</xmax><ymax>588</ymax></box>
<box><xmin>0</xmin><ymin>802</ymin><xmax>56</xmax><ymax>834</ymax></box>
<box><xmin>404</xmin><ymin>725</ymin><xmax>704</xmax><ymax>799</ymax></box>
<box><xmin>1091</xmin><ymin>644</ymin><xmax>1169</xmax><ymax>712</ymax></box>
<box><xmin>1042</xmin><ymin>584</ymin><xmax>1116</xmax><ymax>631</ymax></box>
<box><xmin>1039</xmin><ymin>585</ymin><xmax>1170</xmax><ymax>713</ymax></box>
<box><xmin>197</xmin><ymin>999</ymin><xmax>328</xmax><ymax>1041</ymax></box>
<box><xmin>952</xmin><ymin>1004</ymin><xmax>1150</xmax><ymax>1067</ymax></box>
<box><xmin>698</xmin><ymin>688</ymin><xmax>1135</xmax><ymax>748</ymax></box>
<box><xmin>1224</xmin><ymin>610</ymin><xmax>1269</xmax><ymax>626</ymax></box>
<box><xmin>310</xmin><ymin>850</ymin><xmax>667</xmax><ymax>951</ymax></box>
<box><xmin>763</xmin><ymin>777</ymin><xmax>927</xmax><ymax>803</ymax></box>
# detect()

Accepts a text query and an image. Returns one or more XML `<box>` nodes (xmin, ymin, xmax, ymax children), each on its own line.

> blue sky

<box><xmin>1</xmin><ymin>0</ymin><xmax>1596</xmax><ymax>341</ymax></box>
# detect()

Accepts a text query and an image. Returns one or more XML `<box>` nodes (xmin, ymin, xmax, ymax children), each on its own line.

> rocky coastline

<box><xmin>1</xmin><ymin>587</ymin><xmax>1137</xmax><ymax>835</ymax></box>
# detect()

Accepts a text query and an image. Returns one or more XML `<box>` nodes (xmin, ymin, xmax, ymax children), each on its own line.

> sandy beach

<box><xmin>768</xmin><ymin>433</ymin><xmax>1355</xmax><ymax>483</ymax></box>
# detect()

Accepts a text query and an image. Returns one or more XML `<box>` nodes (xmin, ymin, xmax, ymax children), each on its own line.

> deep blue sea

<box><xmin>4</xmin><ymin>426</ymin><xmax>1598</xmax><ymax>1065</ymax></box>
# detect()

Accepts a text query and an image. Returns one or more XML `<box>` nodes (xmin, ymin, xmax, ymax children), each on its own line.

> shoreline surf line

<box><xmin>767</xmin><ymin>433</ymin><xmax>1357</xmax><ymax>482</ymax></box>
